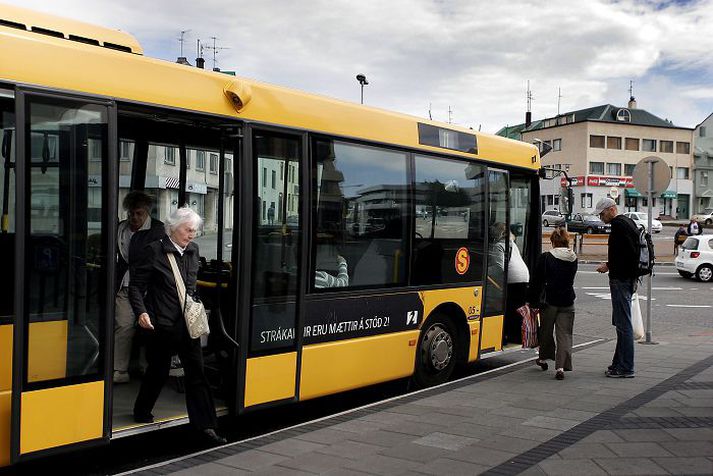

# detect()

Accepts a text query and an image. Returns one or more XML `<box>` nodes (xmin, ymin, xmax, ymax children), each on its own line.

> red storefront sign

<box><xmin>561</xmin><ymin>176</ymin><xmax>633</xmax><ymax>188</ymax></box>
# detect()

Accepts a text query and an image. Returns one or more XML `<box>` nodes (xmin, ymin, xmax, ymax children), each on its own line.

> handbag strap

<box><xmin>166</xmin><ymin>253</ymin><xmax>186</xmax><ymax>311</ymax></box>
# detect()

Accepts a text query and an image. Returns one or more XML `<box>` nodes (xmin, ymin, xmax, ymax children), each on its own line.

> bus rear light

<box><xmin>691</xmin><ymin>251</ymin><xmax>700</xmax><ymax>258</ymax></box>
<box><xmin>408</xmin><ymin>339</ymin><xmax>417</xmax><ymax>347</ymax></box>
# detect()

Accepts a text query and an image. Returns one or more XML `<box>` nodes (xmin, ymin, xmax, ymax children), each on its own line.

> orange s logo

<box><xmin>455</xmin><ymin>247</ymin><xmax>470</xmax><ymax>275</ymax></box>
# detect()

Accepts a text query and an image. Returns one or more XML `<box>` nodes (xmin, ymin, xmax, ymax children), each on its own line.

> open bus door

<box><xmin>9</xmin><ymin>90</ymin><xmax>116</xmax><ymax>462</ymax></box>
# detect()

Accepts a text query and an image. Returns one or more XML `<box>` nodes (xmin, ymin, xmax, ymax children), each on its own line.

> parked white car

<box><xmin>624</xmin><ymin>212</ymin><xmax>663</xmax><ymax>233</ymax></box>
<box><xmin>692</xmin><ymin>208</ymin><xmax>713</xmax><ymax>225</ymax></box>
<box><xmin>675</xmin><ymin>234</ymin><xmax>713</xmax><ymax>282</ymax></box>
<box><xmin>542</xmin><ymin>210</ymin><xmax>565</xmax><ymax>227</ymax></box>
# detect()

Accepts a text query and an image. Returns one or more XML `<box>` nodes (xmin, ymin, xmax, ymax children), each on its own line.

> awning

<box><xmin>660</xmin><ymin>190</ymin><xmax>677</xmax><ymax>199</ymax></box>
<box><xmin>625</xmin><ymin>189</ymin><xmax>642</xmax><ymax>198</ymax></box>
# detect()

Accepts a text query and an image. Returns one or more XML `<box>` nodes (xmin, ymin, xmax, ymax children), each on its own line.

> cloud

<box><xmin>6</xmin><ymin>0</ymin><xmax>713</xmax><ymax>131</ymax></box>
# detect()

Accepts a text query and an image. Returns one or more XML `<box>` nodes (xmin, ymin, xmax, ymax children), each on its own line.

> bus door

<box><xmin>481</xmin><ymin>169</ymin><xmax>509</xmax><ymax>352</ymax></box>
<box><xmin>10</xmin><ymin>91</ymin><xmax>115</xmax><ymax>462</ymax></box>
<box><xmin>238</xmin><ymin>128</ymin><xmax>303</xmax><ymax>410</ymax></box>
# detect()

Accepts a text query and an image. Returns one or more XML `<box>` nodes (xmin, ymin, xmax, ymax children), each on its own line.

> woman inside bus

<box><xmin>527</xmin><ymin>227</ymin><xmax>578</xmax><ymax>380</ymax></box>
<box><xmin>314</xmin><ymin>231</ymin><xmax>349</xmax><ymax>288</ymax></box>
<box><xmin>504</xmin><ymin>229</ymin><xmax>530</xmax><ymax>345</ymax></box>
<box><xmin>129</xmin><ymin>206</ymin><xmax>226</xmax><ymax>444</ymax></box>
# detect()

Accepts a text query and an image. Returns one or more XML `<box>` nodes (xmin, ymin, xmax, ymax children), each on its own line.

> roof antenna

<box><xmin>557</xmin><ymin>86</ymin><xmax>562</xmax><ymax>116</ymax></box>
<box><xmin>205</xmin><ymin>36</ymin><xmax>230</xmax><ymax>72</ymax></box>
<box><xmin>428</xmin><ymin>103</ymin><xmax>432</xmax><ymax>120</ymax></box>
<box><xmin>176</xmin><ymin>30</ymin><xmax>191</xmax><ymax>65</ymax></box>
<box><xmin>448</xmin><ymin>106</ymin><xmax>453</xmax><ymax>124</ymax></box>
<box><xmin>525</xmin><ymin>80</ymin><xmax>533</xmax><ymax>128</ymax></box>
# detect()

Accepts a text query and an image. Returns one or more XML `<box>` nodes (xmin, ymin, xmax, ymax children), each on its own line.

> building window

<box><xmin>262</xmin><ymin>167</ymin><xmax>267</xmax><ymax>188</ymax></box>
<box><xmin>700</xmin><ymin>127</ymin><xmax>707</xmax><ymax>137</ymax></box>
<box><xmin>702</xmin><ymin>171</ymin><xmax>709</xmax><ymax>187</ymax></box>
<box><xmin>642</xmin><ymin>139</ymin><xmax>656</xmax><ymax>152</ymax></box>
<box><xmin>185</xmin><ymin>152</ymin><xmax>190</xmax><ymax>169</ymax></box>
<box><xmin>581</xmin><ymin>193</ymin><xmax>593</xmax><ymax>209</ymax></box>
<box><xmin>625</xmin><ymin>137</ymin><xmax>639</xmax><ymax>151</ymax></box>
<box><xmin>589</xmin><ymin>135</ymin><xmax>605</xmax><ymax>148</ymax></box>
<box><xmin>553</xmin><ymin>138</ymin><xmax>561</xmax><ymax>151</ymax></box>
<box><xmin>607</xmin><ymin>136</ymin><xmax>622</xmax><ymax>149</ymax></box>
<box><xmin>209</xmin><ymin>153</ymin><xmax>218</xmax><ymax>174</ymax></box>
<box><xmin>196</xmin><ymin>150</ymin><xmax>205</xmax><ymax>171</ymax></box>
<box><xmin>164</xmin><ymin>146</ymin><xmax>175</xmax><ymax>165</ymax></box>
<box><xmin>625</xmin><ymin>164</ymin><xmax>636</xmax><ymax>176</ymax></box>
<box><xmin>607</xmin><ymin>163</ymin><xmax>622</xmax><ymax>176</ymax></box>
<box><xmin>271</xmin><ymin>169</ymin><xmax>276</xmax><ymax>189</ymax></box>
<box><xmin>120</xmin><ymin>140</ymin><xmax>132</xmax><ymax>161</ymax></box>
<box><xmin>676</xmin><ymin>142</ymin><xmax>690</xmax><ymax>154</ymax></box>
<box><xmin>590</xmin><ymin>162</ymin><xmax>604</xmax><ymax>174</ymax></box>
<box><xmin>660</xmin><ymin>140</ymin><xmax>673</xmax><ymax>153</ymax></box>
<box><xmin>677</xmin><ymin>167</ymin><xmax>689</xmax><ymax>179</ymax></box>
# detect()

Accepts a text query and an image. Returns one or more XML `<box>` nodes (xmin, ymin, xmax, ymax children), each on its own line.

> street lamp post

<box><xmin>356</xmin><ymin>73</ymin><xmax>368</xmax><ymax>104</ymax></box>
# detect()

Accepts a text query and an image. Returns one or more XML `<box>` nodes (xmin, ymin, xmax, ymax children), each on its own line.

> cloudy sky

<box><xmin>8</xmin><ymin>0</ymin><xmax>713</xmax><ymax>133</ymax></box>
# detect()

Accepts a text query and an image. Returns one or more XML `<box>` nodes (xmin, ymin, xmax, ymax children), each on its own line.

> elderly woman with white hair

<box><xmin>128</xmin><ymin>206</ymin><xmax>225</xmax><ymax>444</ymax></box>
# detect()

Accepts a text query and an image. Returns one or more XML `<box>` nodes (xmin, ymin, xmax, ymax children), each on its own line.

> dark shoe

<box><xmin>536</xmin><ymin>359</ymin><xmax>548</xmax><ymax>371</ymax></box>
<box><xmin>133</xmin><ymin>412</ymin><xmax>154</xmax><ymax>423</ymax></box>
<box><xmin>202</xmin><ymin>428</ymin><xmax>227</xmax><ymax>445</ymax></box>
<box><xmin>607</xmin><ymin>364</ymin><xmax>616</xmax><ymax>372</ymax></box>
<box><xmin>555</xmin><ymin>370</ymin><xmax>565</xmax><ymax>380</ymax></box>
<box><xmin>605</xmin><ymin>368</ymin><xmax>635</xmax><ymax>378</ymax></box>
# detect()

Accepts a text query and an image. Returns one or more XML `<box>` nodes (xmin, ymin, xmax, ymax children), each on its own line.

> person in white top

<box><xmin>504</xmin><ymin>231</ymin><xmax>531</xmax><ymax>345</ymax></box>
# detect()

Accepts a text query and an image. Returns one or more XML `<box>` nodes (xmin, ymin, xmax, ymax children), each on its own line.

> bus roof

<box><xmin>0</xmin><ymin>6</ymin><xmax>539</xmax><ymax>169</ymax></box>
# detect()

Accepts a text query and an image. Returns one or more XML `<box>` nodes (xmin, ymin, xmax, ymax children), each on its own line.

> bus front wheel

<box><xmin>412</xmin><ymin>315</ymin><xmax>457</xmax><ymax>388</ymax></box>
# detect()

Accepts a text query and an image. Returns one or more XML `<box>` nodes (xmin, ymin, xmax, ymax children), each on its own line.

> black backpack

<box><xmin>630</xmin><ymin>221</ymin><xmax>655</xmax><ymax>276</ymax></box>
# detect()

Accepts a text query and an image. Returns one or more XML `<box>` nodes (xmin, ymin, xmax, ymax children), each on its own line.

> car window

<box><xmin>682</xmin><ymin>237</ymin><xmax>699</xmax><ymax>250</ymax></box>
<box><xmin>708</xmin><ymin>239</ymin><xmax>713</xmax><ymax>250</ymax></box>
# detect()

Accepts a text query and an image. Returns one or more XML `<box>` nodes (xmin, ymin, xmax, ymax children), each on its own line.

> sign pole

<box><xmin>644</xmin><ymin>159</ymin><xmax>656</xmax><ymax>344</ymax></box>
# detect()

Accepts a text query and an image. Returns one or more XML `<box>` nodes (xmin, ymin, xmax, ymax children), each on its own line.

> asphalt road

<box><xmin>571</xmin><ymin>263</ymin><xmax>713</xmax><ymax>341</ymax></box>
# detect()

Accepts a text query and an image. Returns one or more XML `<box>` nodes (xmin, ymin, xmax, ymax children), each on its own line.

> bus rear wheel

<box><xmin>412</xmin><ymin>315</ymin><xmax>457</xmax><ymax>388</ymax></box>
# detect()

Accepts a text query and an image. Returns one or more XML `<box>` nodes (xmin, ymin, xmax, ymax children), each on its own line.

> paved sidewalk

<box><xmin>130</xmin><ymin>331</ymin><xmax>713</xmax><ymax>476</ymax></box>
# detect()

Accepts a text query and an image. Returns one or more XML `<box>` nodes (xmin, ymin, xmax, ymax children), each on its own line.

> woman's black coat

<box><xmin>128</xmin><ymin>235</ymin><xmax>200</xmax><ymax>337</ymax></box>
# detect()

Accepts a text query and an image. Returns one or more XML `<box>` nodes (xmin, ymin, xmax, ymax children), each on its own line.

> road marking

<box><xmin>577</xmin><ymin>271</ymin><xmax>679</xmax><ymax>276</ymax></box>
<box><xmin>581</xmin><ymin>286</ymin><xmax>680</xmax><ymax>291</ymax></box>
<box><xmin>666</xmin><ymin>304</ymin><xmax>712</xmax><ymax>308</ymax></box>
<box><xmin>585</xmin><ymin>292</ymin><xmax>655</xmax><ymax>301</ymax></box>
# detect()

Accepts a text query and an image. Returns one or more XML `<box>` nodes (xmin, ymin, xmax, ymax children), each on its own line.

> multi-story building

<box><xmin>693</xmin><ymin>113</ymin><xmax>713</xmax><ymax>213</ymax></box>
<box><xmin>497</xmin><ymin>98</ymin><xmax>695</xmax><ymax>218</ymax></box>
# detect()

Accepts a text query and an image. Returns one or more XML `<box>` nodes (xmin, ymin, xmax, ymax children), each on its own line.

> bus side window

<box><xmin>0</xmin><ymin>92</ymin><xmax>15</xmax><ymax>321</ymax></box>
<box><xmin>311</xmin><ymin>139</ymin><xmax>408</xmax><ymax>290</ymax></box>
<box><xmin>412</xmin><ymin>155</ymin><xmax>485</xmax><ymax>285</ymax></box>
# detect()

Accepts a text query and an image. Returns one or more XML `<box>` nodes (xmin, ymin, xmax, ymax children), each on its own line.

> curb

<box><xmin>579</xmin><ymin>260</ymin><xmax>675</xmax><ymax>266</ymax></box>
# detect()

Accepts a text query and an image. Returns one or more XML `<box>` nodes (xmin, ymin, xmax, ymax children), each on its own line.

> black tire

<box><xmin>586</xmin><ymin>227</ymin><xmax>593</xmax><ymax>235</ymax></box>
<box><xmin>706</xmin><ymin>219</ymin><xmax>712</xmax><ymax>225</ymax></box>
<box><xmin>412</xmin><ymin>315</ymin><xmax>458</xmax><ymax>388</ymax></box>
<box><xmin>696</xmin><ymin>264</ymin><xmax>713</xmax><ymax>283</ymax></box>
<box><xmin>678</xmin><ymin>270</ymin><xmax>693</xmax><ymax>278</ymax></box>
<box><xmin>543</xmin><ymin>220</ymin><xmax>549</xmax><ymax>227</ymax></box>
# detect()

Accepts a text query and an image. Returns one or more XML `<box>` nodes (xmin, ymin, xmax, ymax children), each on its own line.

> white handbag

<box><xmin>167</xmin><ymin>253</ymin><xmax>210</xmax><ymax>339</ymax></box>
<box><xmin>631</xmin><ymin>292</ymin><xmax>644</xmax><ymax>341</ymax></box>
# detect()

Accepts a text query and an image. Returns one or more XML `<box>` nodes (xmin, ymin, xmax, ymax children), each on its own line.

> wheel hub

<box><xmin>423</xmin><ymin>325</ymin><xmax>453</xmax><ymax>371</ymax></box>
<box><xmin>700</xmin><ymin>267</ymin><xmax>712</xmax><ymax>282</ymax></box>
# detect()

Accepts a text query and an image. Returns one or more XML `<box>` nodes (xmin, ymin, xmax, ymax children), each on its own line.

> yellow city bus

<box><xmin>0</xmin><ymin>4</ymin><xmax>541</xmax><ymax>466</ymax></box>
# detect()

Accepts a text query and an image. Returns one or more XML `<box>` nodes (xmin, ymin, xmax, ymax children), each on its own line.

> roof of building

<box><xmin>496</xmin><ymin>102</ymin><xmax>682</xmax><ymax>139</ymax></box>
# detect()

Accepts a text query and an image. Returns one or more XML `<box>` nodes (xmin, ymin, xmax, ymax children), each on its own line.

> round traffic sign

<box><xmin>632</xmin><ymin>156</ymin><xmax>671</xmax><ymax>196</ymax></box>
<box><xmin>609</xmin><ymin>187</ymin><xmax>619</xmax><ymax>199</ymax></box>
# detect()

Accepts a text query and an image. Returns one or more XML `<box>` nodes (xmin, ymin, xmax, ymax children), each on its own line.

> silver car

<box><xmin>542</xmin><ymin>210</ymin><xmax>565</xmax><ymax>227</ymax></box>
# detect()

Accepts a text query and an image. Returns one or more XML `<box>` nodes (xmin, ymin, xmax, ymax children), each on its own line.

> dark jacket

<box><xmin>128</xmin><ymin>236</ymin><xmax>200</xmax><ymax>333</ymax></box>
<box><xmin>527</xmin><ymin>250</ymin><xmax>578</xmax><ymax>308</ymax></box>
<box><xmin>116</xmin><ymin>218</ymin><xmax>165</xmax><ymax>292</ymax></box>
<box><xmin>607</xmin><ymin>215</ymin><xmax>639</xmax><ymax>280</ymax></box>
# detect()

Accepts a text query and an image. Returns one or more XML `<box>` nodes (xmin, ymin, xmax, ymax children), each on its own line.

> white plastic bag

<box><xmin>631</xmin><ymin>292</ymin><xmax>644</xmax><ymax>341</ymax></box>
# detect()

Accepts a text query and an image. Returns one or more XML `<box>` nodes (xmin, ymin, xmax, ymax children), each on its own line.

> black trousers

<box><xmin>504</xmin><ymin>283</ymin><xmax>529</xmax><ymax>345</ymax></box>
<box><xmin>134</xmin><ymin>324</ymin><xmax>217</xmax><ymax>430</ymax></box>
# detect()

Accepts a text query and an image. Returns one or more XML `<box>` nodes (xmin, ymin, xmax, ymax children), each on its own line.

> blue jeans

<box><xmin>610</xmin><ymin>278</ymin><xmax>637</xmax><ymax>373</ymax></box>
